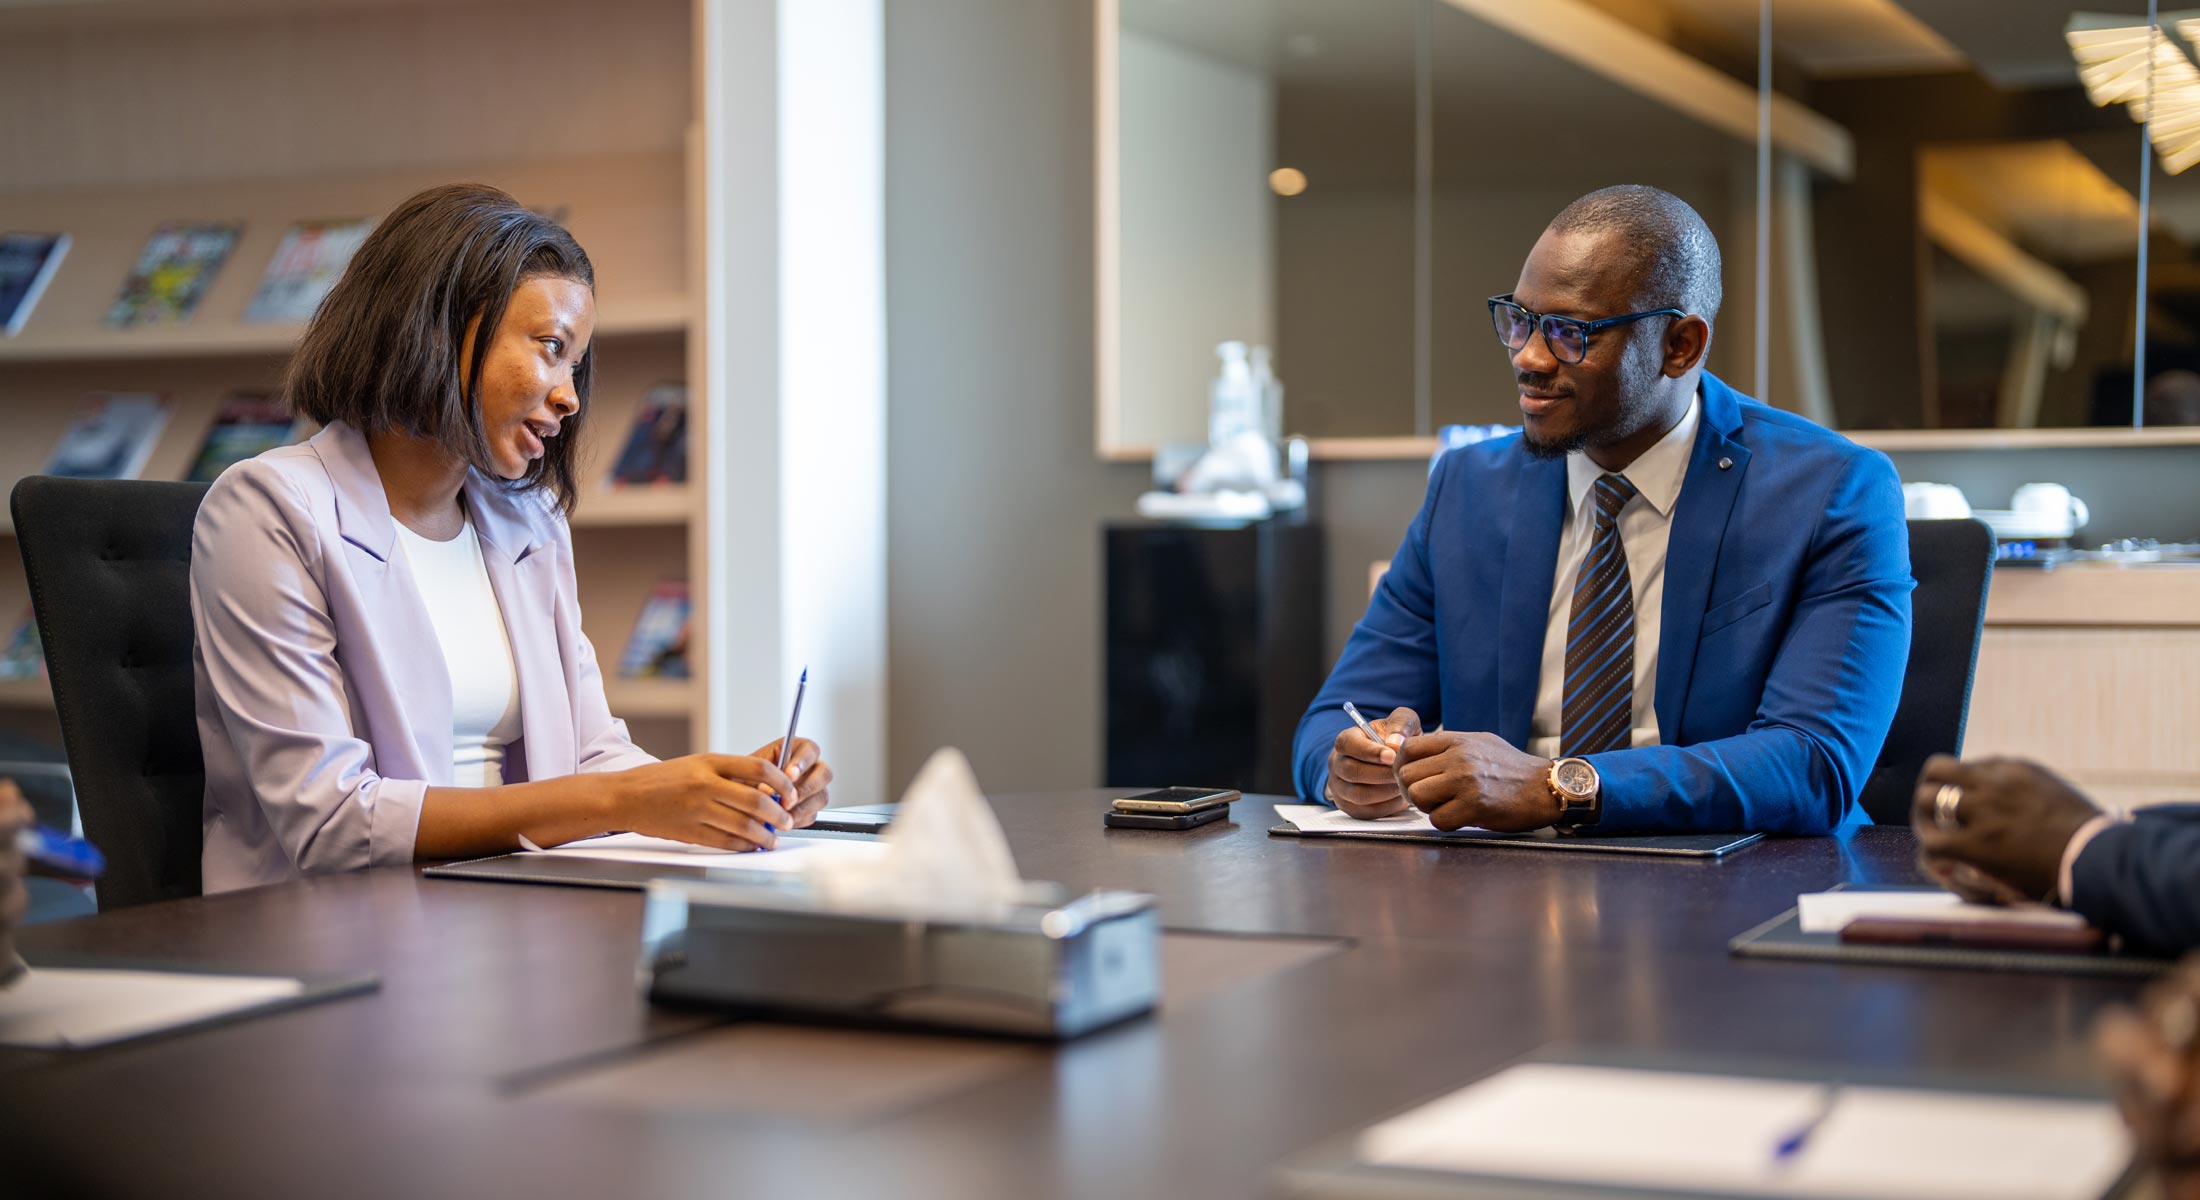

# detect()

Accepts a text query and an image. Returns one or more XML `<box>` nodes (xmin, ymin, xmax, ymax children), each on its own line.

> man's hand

<box><xmin>0</xmin><ymin>780</ymin><xmax>31</xmax><ymax>979</ymax></box>
<box><xmin>1395</xmin><ymin>732</ymin><xmax>1560</xmax><ymax>833</ymax></box>
<box><xmin>1325</xmin><ymin>708</ymin><xmax>1422</xmax><ymax>819</ymax></box>
<box><xmin>1911</xmin><ymin>755</ymin><xmax>2101</xmax><ymax>903</ymax></box>
<box><xmin>2095</xmin><ymin>960</ymin><xmax>2200</xmax><ymax>1199</ymax></box>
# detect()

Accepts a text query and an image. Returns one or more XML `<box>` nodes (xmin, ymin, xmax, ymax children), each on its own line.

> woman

<box><xmin>193</xmin><ymin>184</ymin><xmax>829</xmax><ymax>893</ymax></box>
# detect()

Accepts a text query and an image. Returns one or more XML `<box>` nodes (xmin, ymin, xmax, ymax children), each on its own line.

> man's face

<box><xmin>1507</xmin><ymin>227</ymin><xmax>1671</xmax><ymax>458</ymax></box>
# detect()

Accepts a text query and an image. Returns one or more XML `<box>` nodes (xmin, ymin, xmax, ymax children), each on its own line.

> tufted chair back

<box><xmin>1857</xmin><ymin>518</ymin><xmax>1996</xmax><ymax>826</ymax></box>
<box><xmin>11</xmin><ymin>477</ymin><xmax>210</xmax><ymax>909</ymax></box>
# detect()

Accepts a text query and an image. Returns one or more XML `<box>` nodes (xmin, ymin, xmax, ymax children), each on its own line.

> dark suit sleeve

<box><xmin>1291</xmin><ymin>456</ymin><xmax>1453</xmax><ymax>802</ymax></box>
<box><xmin>1587</xmin><ymin>449</ymin><xmax>1913</xmax><ymax>834</ymax></box>
<box><xmin>2071</xmin><ymin>805</ymin><xmax>2200</xmax><ymax>956</ymax></box>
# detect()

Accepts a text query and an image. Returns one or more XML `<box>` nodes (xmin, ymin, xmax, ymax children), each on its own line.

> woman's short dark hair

<box><xmin>286</xmin><ymin>183</ymin><xmax>596</xmax><ymax>513</ymax></box>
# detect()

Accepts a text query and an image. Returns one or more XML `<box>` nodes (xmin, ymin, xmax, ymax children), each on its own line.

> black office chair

<box><xmin>1855</xmin><ymin>518</ymin><xmax>1995</xmax><ymax>826</ymax></box>
<box><xmin>10</xmin><ymin>477</ymin><xmax>211</xmax><ymax>909</ymax></box>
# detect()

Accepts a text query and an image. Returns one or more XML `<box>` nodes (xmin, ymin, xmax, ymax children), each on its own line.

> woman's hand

<box><xmin>607</xmin><ymin>755</ymin><xmax>797</xmax><ymax>851</ymax></box>
<box><xmin>751</xmin><ymin>738</ymin><xmax>833</xmax><ymax>829</ymax></box>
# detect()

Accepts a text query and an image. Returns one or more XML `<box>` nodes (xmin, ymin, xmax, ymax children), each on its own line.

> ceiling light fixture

<box><xmin>2068</xmin><ymin>13</ymin><xmax>2200</xmax><ymax>174</ymax></box>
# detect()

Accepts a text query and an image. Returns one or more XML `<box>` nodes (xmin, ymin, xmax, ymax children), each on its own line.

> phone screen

<box><xmin>1123</xmin><ymin>788</ymin><xmax>1231</xmax><ymax>804</ymax></box>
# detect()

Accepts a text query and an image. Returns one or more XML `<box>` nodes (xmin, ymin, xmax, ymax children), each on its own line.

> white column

<box><xmin>695</xmin><ymin>0</ymin><xmax>887</xmax><ymax>802</ymax></box>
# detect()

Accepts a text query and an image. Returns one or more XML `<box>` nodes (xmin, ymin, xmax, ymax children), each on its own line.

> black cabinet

<box><xmin>1104</xmin><ymin>519</ymin><xmax>1325</xmax><ymax>796</ymax></box>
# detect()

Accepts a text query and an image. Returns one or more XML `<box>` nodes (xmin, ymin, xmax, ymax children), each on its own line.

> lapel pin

<box><xmin>1717</xmin><ymin>457</ymin><xmax>1734</xmax><ymax>471</ymax></box>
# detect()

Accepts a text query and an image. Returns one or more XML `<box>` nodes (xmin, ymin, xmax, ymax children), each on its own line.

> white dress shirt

<box><xmin>393</xmin><ymin>513</ymin><xmax>524</xmax><ymax>789</ymax></box>
<box><xmin>1528</xmin><ymin>392</ymin><xmax>1701</xmax><ymax>760</ymax></box>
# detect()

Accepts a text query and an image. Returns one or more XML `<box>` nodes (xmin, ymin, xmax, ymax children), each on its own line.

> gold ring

<box><xmin>1934</xmin><ymin>783</ymin><xmax>1963</xmax><ymax>831</ymax></box>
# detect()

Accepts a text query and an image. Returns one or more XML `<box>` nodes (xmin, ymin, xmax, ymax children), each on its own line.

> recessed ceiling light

<box><xmin>1269</xmin><ymin>167</ymin><xmax>1309</xmax><ymax>197</ymax></box>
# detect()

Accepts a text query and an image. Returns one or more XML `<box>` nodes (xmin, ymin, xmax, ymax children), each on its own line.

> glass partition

<box><xmin>1101</xmin><ymin>0</ymin><xmax>2191</xmax><ymax>448</ymax></box>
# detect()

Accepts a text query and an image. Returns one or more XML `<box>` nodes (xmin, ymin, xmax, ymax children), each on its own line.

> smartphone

<box><xmin>1111</xmin><ymin>787</ymin><xmax>1239</xmax><ymax>815</ymax></box>
<box><xmin>804</xmin><ymin>805</ymin><xmax>895</xmax><ymax>834</ymax></box>
<box><xmin>1104</xmin><ymin>806</ymin><xmax>1230</xmax><ymax>831</ymax></box>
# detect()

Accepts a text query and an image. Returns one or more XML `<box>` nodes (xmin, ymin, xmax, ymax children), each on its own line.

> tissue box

<box><xmin>638</xmin><ymin>878</ymin><xmax>1162</xmax><ymax>1039</ymax></box>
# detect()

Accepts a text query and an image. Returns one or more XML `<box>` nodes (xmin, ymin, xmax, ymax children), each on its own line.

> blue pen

<box><xmin>771</xmin><ymin>667</ymin><xmax>809</xmax><ymax>826</ymax></box>
<box><xmin>18</xmin><ymin>825</ymin><xmax>105</xmax><ymax>880</ymax></box>
<box><xmin>1771</xmin><ymin>1086</ymin><xmax>1838</xmax><ymax>1164</ymax></box>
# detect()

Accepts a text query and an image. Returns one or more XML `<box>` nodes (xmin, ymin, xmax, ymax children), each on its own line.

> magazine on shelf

<box><xmin>244</xmin><ymin>218</ymin><xmax>373</xmax><ymax>324</ymax></box>
<box><xmin>0</xmin><ymin>606</ymin><xmax>41</xmax><ymax>683</ymax></box>
<box><xmin>618</xmin><ymin>581</ymin><xmax>691</xmax><ymax>680</ymax></box>
<box><xmin>186</xmin><ymin>392</ymin><xmax>301</xmax><ymax>483</ymax></box>
<box><xmin>42</xmin><ymin>392</ymin><xmax>174</xmax><ymax>480</ymax></box>
<box><xmin>607</xmin><ymin>382</ymin><xmax>688</xmax><ymax>486</ymax></box>
<box><xmin>0</xmin><ymin>232</ymin><xmax>69</xmax><ymax>336</ymax></box>
<box><xmin>105</xmin><ymin>222</ymin><xmax>243</xmax><ymax>328</ymax></box>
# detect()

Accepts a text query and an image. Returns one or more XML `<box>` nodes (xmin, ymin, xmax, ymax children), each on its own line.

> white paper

<box><xmin>1360</xmin><ymin>1063</ymin><xmax>2129</xmax><ymax>1200</ymax></box>
<box><xmin>518</xmin><ymin>832</ymin><xmax>889</xmax><ymax>875</ymax></box>
<box><xmin>1273</xmin><ymin>803</ymin><xmax>1461</xmax><ymax>835</ymax></box>
<box><xmin>1795</xmin><ymin>890</ymin><xmax>2089</xmax><ymax>935</ymax></box>
<box><xmin>0</xmin><ymin>967</ymin><xmax>305</xmax><ymax>1048</ymax></box>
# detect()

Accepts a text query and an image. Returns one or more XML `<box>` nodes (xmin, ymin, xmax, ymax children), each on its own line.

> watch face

<box><xmin>1553</xmin><ymin>759</ymin><xmax>1597</xmax><ymax>799</ymax></box>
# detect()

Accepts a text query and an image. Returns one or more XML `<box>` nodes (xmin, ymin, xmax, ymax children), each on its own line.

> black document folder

<box><xmin>1269</xmin><ymin>824</ymin><xmax>1762</xmax><ymax>858</ymax></box>
<box><xmin>1727</xmin><ymin>885</ymin><xmax>2174</xmax><ymax>979</ymax></box>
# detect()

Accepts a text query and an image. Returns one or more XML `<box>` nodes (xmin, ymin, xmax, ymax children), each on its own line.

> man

<box><xmin>2096</xmin><ymin>960</ymin><xmax>2200</xmax><ymax>1198</ymax></box>
<box><xmin>1912</xmin><ymin>754</ymin><xmax>2200</xmax><ymax>955</ymax></box>
<box><xmin>1</xmin><ymin>780</ymin><xmax>28</xmax><ymax>982</ymax></box>
<box><xmin>1293</xmin><ymin>185</ymin><xmax>1911</xmax><ymax>835</ymax></box>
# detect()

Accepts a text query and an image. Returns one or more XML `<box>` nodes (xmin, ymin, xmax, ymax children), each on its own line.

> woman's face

<box><xmin>463</xmin><ymin>274</ymin><xmax>595</xmax><ymax>480</ymax></box>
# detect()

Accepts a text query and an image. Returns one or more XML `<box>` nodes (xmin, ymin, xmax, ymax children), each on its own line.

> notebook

<box><xmin>1282</xmin><ymin>1060</ymin><xmax>2132</xmax><ymax>1200</ymax></box>
<box><xmin>1269</xmin><ymin>804</ymin><xmax>1762</xmax><ymax>858</ymax></box>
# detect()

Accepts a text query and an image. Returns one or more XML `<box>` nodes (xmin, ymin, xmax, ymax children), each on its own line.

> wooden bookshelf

<box><xmin>0</xmin><ymin>679</ymin><xmax>51</xmax><ymax>710</ymax></box>
<box><xmin>0</xmin><ymin>0</ymin><xmax>705</xmax><ymax>755</ymax></box>
<box><xmin>603</xmin><ymin>678</ymin><xmax>699</xmax><ymax>722</ymax></box>
<box><xmin>572</xmin><ymin>487</ymin><xmax>693</xmax><ymax>529</ymax></box>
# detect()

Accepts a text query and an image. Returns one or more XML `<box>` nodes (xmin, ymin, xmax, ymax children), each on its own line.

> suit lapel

<box><xmin>1496</xmin><ymin>452</ymin><xmax>1566</xmax><ymax>747</ymax></box>
<box><xmin>1655</xmin><ymin>375</ymin><xmax>1753</xmax><ymax>739</ymax></box>
<box><xmin>309</xmin><ymin>423</ymin><xmax>453</xmax><ymax>780</ymax></box>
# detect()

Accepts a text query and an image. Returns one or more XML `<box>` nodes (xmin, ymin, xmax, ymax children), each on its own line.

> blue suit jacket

<box><xmin>2071</xmin><ymin>806</ymin><xmax>2200</xmax><ymax>955</ymax></box>
<box><xmin>1292</xmin><ymin>373</ymin><xmax>1912</xmax><ymax>834</ymax></box>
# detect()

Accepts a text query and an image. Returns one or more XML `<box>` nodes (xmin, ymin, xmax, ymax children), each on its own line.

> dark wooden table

<box><xmin>0</xmin><ymin>792</ymin><xmax>2148</xmax><ymax>1199</ymax></box>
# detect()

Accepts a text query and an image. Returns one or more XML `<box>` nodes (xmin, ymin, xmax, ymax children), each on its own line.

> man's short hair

<box><xmin>1548</xmin><ymin>185</ymin><xmax>1722</xmax><ymax>323</ymax></box>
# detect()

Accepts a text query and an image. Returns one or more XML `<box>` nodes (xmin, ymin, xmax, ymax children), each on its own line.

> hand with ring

<box><xmin>1910</xmin><ymin>754</ymin><xmax>2101</xmax><ymax>904</ymax></box>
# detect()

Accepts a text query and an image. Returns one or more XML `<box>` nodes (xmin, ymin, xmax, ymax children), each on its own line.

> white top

<box><xmin>1528</xmin><ymin>393</ymin><xmax>1701</xmax><ymax>760</ymax></box>
<box><xmin>392</xmin><ymin>512</ymin><xmax>523</xmax><ymax>789</ymax></box>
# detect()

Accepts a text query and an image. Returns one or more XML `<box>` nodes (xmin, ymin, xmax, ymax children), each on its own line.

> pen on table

<box><xmin>1770</xmin><ymin>1086</ymin><xmax>1839</xmax><ymax>1165</ymax></box>
<box><xmin>18</xmin><ymin>824</ymin><xmax>105</xmax><ymax>880</ymax></box>
<box><xmin>773</xmin><ymin>667</ymin><xmax>809</xmax><ymax>823</ymax></box>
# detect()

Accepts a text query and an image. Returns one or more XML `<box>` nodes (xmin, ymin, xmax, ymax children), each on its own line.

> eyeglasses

<box><xmin>1486</xmin><ymin>294</ymin><xmax>1685</xmax><ymax>365</ymax></box>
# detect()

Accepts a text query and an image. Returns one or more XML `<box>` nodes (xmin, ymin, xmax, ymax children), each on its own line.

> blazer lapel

<box><xmin>1496</xmin><ymin>452</ymin><xmax>1567</xmax><ymax>747</ymax></box>
<box><xmin>1655</xmin><ymin>375</ymin><xmax>1753</xmax><ymax>739</ymax></box>
<box><xmin>465</xmin><ymin>479</ymin><xmax>569</xmax><ymax>782</ymax></box>
<box><xmin>309</xmin><ymin>423</ymin><xmax>454</xmax><ymax>780</ymax></box>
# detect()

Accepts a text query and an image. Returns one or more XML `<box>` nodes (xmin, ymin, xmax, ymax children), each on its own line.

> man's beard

<box><xmin>1518</xmin><ymin>353</ymin><xmax>1661</xmax><ymax>461</ymax></box>
<box><xmin>1522</xmin><ymin>424</ymin><xmax>1586</xmax><ymax>460</ymax></box>
<box><xmin>1516</xmin><ymin>368</ymin><xmax>1584</xmax><ymax>460</ymax></box>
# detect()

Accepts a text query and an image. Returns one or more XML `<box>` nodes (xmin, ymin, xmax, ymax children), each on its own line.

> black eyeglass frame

<box><xmin>1486</xmin><ymin>294</ymin><xmax>1687</xmax><ymax>365</ymax></box>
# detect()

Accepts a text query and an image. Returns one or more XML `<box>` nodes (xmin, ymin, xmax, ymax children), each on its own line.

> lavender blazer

<box><xmin>191</xmin><ymin>421</ymin><xmax>656</xmax><ymax>893</ymax></box>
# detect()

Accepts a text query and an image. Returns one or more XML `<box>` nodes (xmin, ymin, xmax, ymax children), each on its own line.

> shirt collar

<box><xmin>1565</xmin><ymin>388</ymin><xmax>1702</xmax><ymax>522</ymax></box>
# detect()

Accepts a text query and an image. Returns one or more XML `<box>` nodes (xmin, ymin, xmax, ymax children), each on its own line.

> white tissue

<box><xmin>802</xmin><ymin>747</ymin><xmax>1023</xmax><ymax>915</ymax></box>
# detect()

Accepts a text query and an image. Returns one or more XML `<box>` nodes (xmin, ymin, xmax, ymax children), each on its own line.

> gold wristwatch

<box><xmin>1547</xmin><ymin>757</ymin><xmax>1601</xmax><ymax>827</ymax></box>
